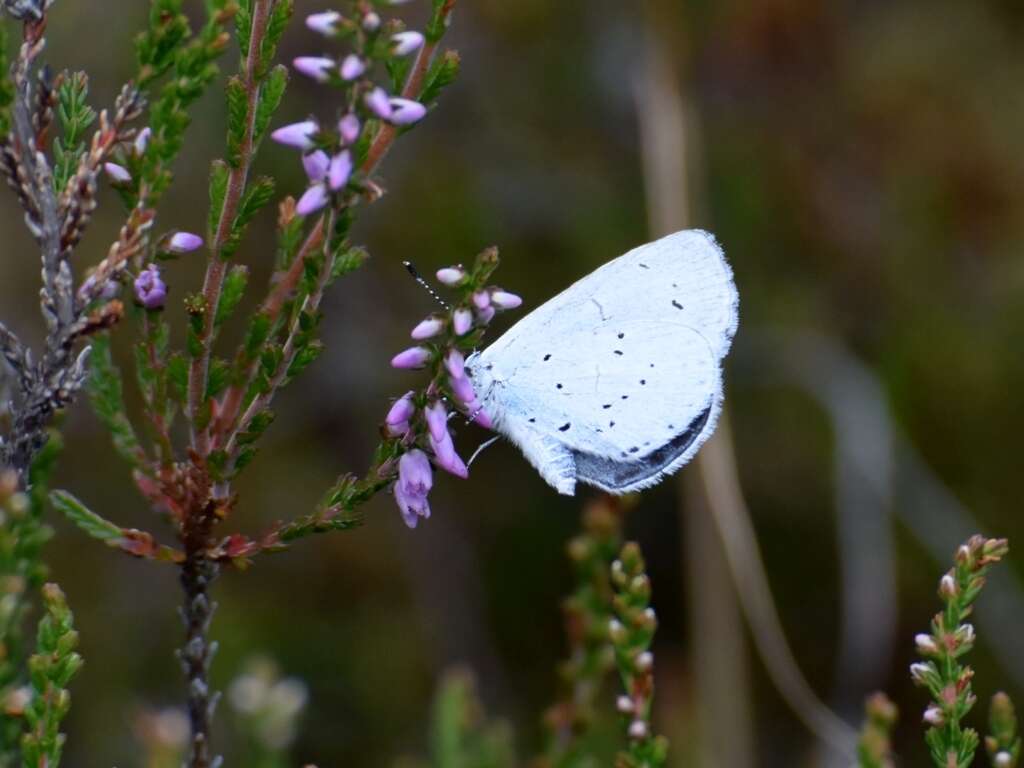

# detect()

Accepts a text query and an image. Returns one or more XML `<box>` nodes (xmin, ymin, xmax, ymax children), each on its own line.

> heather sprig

<box><xmin>857</xmin><ymin>693</ymin><xmax>898</xmax><ymax>768</ymax></box>
<box><xmin>539</xmin><ymin>495</ymin><xmax>624</xmax><ymax>767</ymax></box>
<box><xmin>18</xmin><ymin>583</ymin><xmax>82</xmax><ymax>768</ymax></box>
<box><xmin>910</xmin><ymin>535</ymin><xmax>1009</xmax><ymax>768</ymax></box>
<box><xmin>609</xmin><ymin>542</ymin><xmax>667</xmax><ymax>768</ymax></box>
<box><xmin>986</xmin><ymin>693</ymin><xmax>1021</xmax><ymax>768</ymax></box>
<box><xmin>384</xmin><ymin>248</ymin><xmax>522</xmax><ymax>527</ymax></box>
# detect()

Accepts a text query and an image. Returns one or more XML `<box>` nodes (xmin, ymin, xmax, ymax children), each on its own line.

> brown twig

<box><xmin>187</xmin><ymin>0</ymin><xmax>273</xmax><ymax>456</ymax></box>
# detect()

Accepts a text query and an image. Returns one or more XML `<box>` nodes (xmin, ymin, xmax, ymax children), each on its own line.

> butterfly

<box><xmin>465</xmin><ymin>230</ymin><xmax>738</xmax><ymax>495</ymax></box>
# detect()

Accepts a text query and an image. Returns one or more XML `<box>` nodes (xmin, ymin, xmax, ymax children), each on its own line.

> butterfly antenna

<box><xmin>467</xmin><ymin>435</ymin><xmax>500</xmax><ymax>468</ymax></box>
<box><xmin>403</xmin><ymin>261</ymin><xmax>450</xmax><ymax>311</ymax></box>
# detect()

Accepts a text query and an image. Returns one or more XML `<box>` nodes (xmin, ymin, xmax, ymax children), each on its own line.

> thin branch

<box><xmin>188</xmin><ymin>0</ymin><xmax>273</xmax><ymax>456</ymax></box>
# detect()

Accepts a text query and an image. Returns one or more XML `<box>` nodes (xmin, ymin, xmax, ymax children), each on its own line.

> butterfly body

<box><xmin>466</xmin><ymin>229</ymin><xmax>738</xmax><ymax>496</ymax></box>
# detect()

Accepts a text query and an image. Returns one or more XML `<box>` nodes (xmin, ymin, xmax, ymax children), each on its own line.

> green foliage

<box><xmin>419</xmin><ymin>50</ymin><xmax>460</xmax><ymax>109</ymax></box>
<box><xmin>986</xmin><ymin>693</ymin><xmax>1021</xmax><ymax>768</ymax></box>
<box><xmin>857</xmin><ymin>693</ymin><xmax>898</xmax><ymax>768</ymax></box>
<box><xmin>87</xmin><ymin>334</ymin><xmax>145</xmax><ymax>469</ymax></box>
<box><xmin>0</xmin><ymin>25</ymin><xmax>15</xmax><ymax>136</ymax></box>
<box><xmin>19</xmin><ymin>584</ymin><xmax>82</xmax><ymax>768</ymax></box>
<box><xmin>50</xmin><ymin>491</ymin><xmax>124</xmax><ymax>544</ymax></box>
<box><xmin>253</xmin><ymin>64</ymin><xmax>287</xmax><ymax>147</ymax></box>
<box><xmin>216</xmin><ymin>265</ymin><xmax>250</xmax><ymax>327</ymax></box>
<box><xmin>911</xmin><ymin>536</ymin><xmax>1009</xmax><ymax>768</ymax></box>
<box><xmin>427</xmin><ymin>669</ymin><xmax>516</xmax><ymax>768</ymax></box>
<box><xmin>609</xmin><ymin>543</ymin><xmax>667</xmax><ymax>768</ymax></box>
<box><xmin>52</xmin><ymin>72</ymin><xmax>97</xmax><ymax>192</ymax></box>
<box><xmin>134</xmin><ymin>0</ymin><xmax>237</xmax><ymax>203</ymax></box>
<box><xmin>425</xmin><ymin>0</ymin><xmax>455</xmax><ymax>43</ymax></box>
<box><xmin>259</xmin><ymin>0</ymin><xmax>293</xmax><ymax>77</ymax></box>
<box><xmin>208</xmin><ymin>160</ymin><xmax>231</xmax><ymax>238</ymax></box>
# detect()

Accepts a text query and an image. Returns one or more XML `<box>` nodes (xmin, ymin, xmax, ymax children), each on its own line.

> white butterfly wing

<box><xmin>470</xmin><ymin>230</ymin><xmax>737</xmax><ymax>495</ymax></box>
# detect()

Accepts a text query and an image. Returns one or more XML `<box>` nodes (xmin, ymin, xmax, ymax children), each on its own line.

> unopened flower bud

<box><xmin>923</xmin><ymin>705</ymin><xmax>945</xmax><ymax>726</ymax></box>
<box><xmin>472</xmin><ymin>290</ymin><xmax>490</xmax><ymax>309</ymax></box>
<box><xmin>939</xmin><ymin>573</ymin><xmax>958</xmax><ymax>599</ymax></box>
<box><xmin>491</xmin><ymin>290</ymin><xmax>523</xmax><ymax>309</ymax></box>
<box><xmin>104</xmin><ymin>162</ymin><xmax>132</xmax><ymax>184</ymax></box>
<box><xmin>915</xmin><ymin>633</ymin><xmax>939</xmax><ymax>656</ymax></box>
<box><xmin>616</xmin><ymin>695</ymin><xmax>634</xmax><ymax>714</ymax></box>
<box><xmin>328</xmin><ymin>151</ymin><xmax>353</xmax><ymax>191</ymax></box>
<box><xmin>635</xmin><ymin>651</ymin><xmax>653</xmax><ymax>673</ymax></box>
<box><xmin>391</xmin><ymin>346</ymin><xmax>431</xmax><ymax>369</ymax></box>
<box><xmin>425</xmin><ymin>401</ymin><xmax>448</xmax><ymax>442</ymax></box>
<box><xmin>386</xmin><ymin>391</ymin><xmax>416</xmax><ymax>427</ymax></box>
<box><xmin>306</xmin><ymin>11</ymin><xmax>341</xmax><ymax>35</ymax></box>
<box><xmin>168</xmin><ymin>232</ymin><xmax>203</xmax><ymax>254</ymax></box>
<box><xmin>411</xmin><ymin>315</ymin><xmax>445</xmax><ymax>340</ymax></box>
<box><xmin>134</xmin><ymin>126</ymin><xmax>152</xmax><ymax>156</ymax></box>
<box><xmin>994</xmin><ymin>752</ymin><xmax>1013</xmax><ymax>768</ymax></box>
<box><xmin>294</xmin><ymin>56</ymin><xmax>335</xmax><ymax>82</ymax></box>
<box><xmin>296</xmin><ymin>184</ymin><xmax>329</xmax><ymax>216</ymax></box>
<box><xmin>303</xmin><ymin>150</ymin><xmax>330</xmax><ymax>182</ymax></box>
<box><xmin>340</xmin><ymin>54</ymin><xmax>366</xmax><ymax>81</ymax></box>
<box><xmin>476</xmin><ymin>305</ymin><xmax>496</xmax><ymax>325</ymax></box>
<box><xmin>628</xmin><ymin>720</ymin><xmax>649</xmax><ymax>740</ymax></box>
<box><xmin>608</xmin><ymin>619</ymin><xmax>626</xmax><ymax>643</ymax></box>
<box><xmin>339</xmin><ymin>113</ymin><xmax>361</xmax><ymax>145</ymax></box>
<box><xmin>436</xmin><ymin>267</ymin><xmax>466</xmax><ymax>286</ymax></box>
<box><xmin>362</xmin><ymin>11</ymin><xmax>381</xmax><ymax>31</ymax></box>
<box><xmin>272</xmin><ymin>120</ymin><xmax>319</xmax><ymax>150</ymax></box>
<box><xmin>364</xmin><ymin>87</ymin><xmax>393</xmax><ymax>120</ymax></box>
<box><xmin>444</xmin><ymin>348</ymin><xmax>465</xmax><ymax>379</ymax></box>
<box><xmin>453</xmin><ymin>308</ymin><xmax>473</xmax><ymax>336</ymax></box>
<box><xmin>429</xmin><ymin>429</ymin><xmax>468</xmax><ymax>479</ymax></box>
<box><xmin>388</xmin><ymin>98</ymin><xmax>427</xmax><ymax>126</ymax></box>
<box><xmin>391</xmin><ymin>31</ymin><xmax>425</xmax><ymax>56</ymax></box>
<box><xmin>449</xmin><ymin>373</ymin><xmax>475</xmax><ymax>405</ymax></box>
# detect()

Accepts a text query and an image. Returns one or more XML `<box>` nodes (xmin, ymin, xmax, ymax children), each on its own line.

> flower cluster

<box><xmin>272</xmin><ymin>4</ymin><xmax>431</xmax><ymax>217</ymax></box>
<box><xmin>385</xmin><ymin>247</ymin><xmax>522</xmax><ymax>528</ymax></box>
<box><xmin>910</xmin><ymin>535</ymin><xmax>1009</xmax><ymax>768</ymax></box>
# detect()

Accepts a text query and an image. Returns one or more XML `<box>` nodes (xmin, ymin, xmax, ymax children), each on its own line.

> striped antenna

<box><xmin>403</xmin><ymin>261</ymin><xmax>450</xmax><ymax>310</ymax></box>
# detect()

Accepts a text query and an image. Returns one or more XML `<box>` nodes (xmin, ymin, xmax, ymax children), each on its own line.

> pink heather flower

<box><xmin>449</xmin><ymin>373</ymin><xmax>476</xmax><ymax>405</ymax></box>
<box><xmin>914</xmin><ymin>633</ymin><xmax>939</xmax><ymax>656</ymax></box>
<box><xmin>296</xmin><ymin>184</ymin><xmax>329</xmax><ymax>216</ymax></box>
<box><xmin>922</xmin><ymin>706</ymin><xmax>945</xmax><ymax>726</ymax></box>
<box><xmin>472</xmin><ymin>290</ymin><xmax>490</xmax><ymax>310</ymax></box>
<box><xmin>134</xmin><ymin>127</ymin><xmax>152</xmax><ymax>156</ymax></box>
<box><xmin>491</xmin><ymin>290</ymin><xmax>523</xmax><ymax>309</ymax></box>
<box><xmin>429</xmin><ymin>429</ymin><xmax>468</xmax><ymax>479</ymax></box>
<box><xmin>452</xmin><ymin>308</ymin><xmax>473</xmax><ymax>336</ymax></box>
<box><xmin>168</xmin><ymin>232</ymin><xmax>203</xmax><ymax>254</ymax></box>
<box><xmin>391</xmin><ymin>31</ymin><xmax>425</xmax><ymax>56</ymax></box>
<box><xmin>271</xmin><ymin>120</ymin><xmax>319</xmax><ymax>150</ymax></box>
<box><xmin>361</xmin><ymin>11</ymin><xmax>381</xmax><ymax>31</ymax></box>
<box><xmin>395</xmin><ymin>449</ymin><xmax>432</xmax><ymax>528</ymax></box>
<box><xmin>364</xmin><ymin>87</ymin><xmax>393</xmax><ymax>120</ymax></box>
<box><xmin>104</xmin><ymin>162</ymin><xmax>132</xmax><ymax>184</ymax></box>
<box><xmin>386</xmin><ymin>391</ymin><xmax>416</xmax><ymax>428</ymax></box>
<box><xmin>476</xmin><ymin>305</ymin><xmax>496</xmax><ymax>325</ymax></box>
<box><xmin>338</xmin><ymin>113</ymin><xmax>360</xmax><ymax>145</ymax></box>
<box><xmin>436</xmin><ymin>267</ymin><xmax>465</xmax><ymax>286</ymax></box>
<box><xmin>303</xmin><ymin>150</ymin><xmax>330</xmax><ymax>182</ymax></box>
<box><xmin>306</xmin><ymin>11</ymin><xmax>341</xmax><ymax>35</ymax></box>
<box><xmin>78</xmin><ymin>274</ymin><xmax>119</xmax><ymax>303</ymax></box>
<box><xmin>425</xmin><ymin>401</ymin><xmax>448</xmax><ymax>441</ymax></box>
<box><xmin>328</xmin><ymin>151</ymin><xmax>353</xmax><ymax>191</ymax></box>
<box><xmin>134</xmin><ymin>264</ymin><xmax>167</xmax><ymax>309</ymax></box>
<box><xmin>444</xmin><ymin>348</ymin><xmax>465</xmax><ymax>379</ymax></box>
<box><xmin>294</xmin><ymin>56</ymin><xmax>336</xmax><ymax>82</ymax></box>
<box><xmin>411</xmin><ymin>315</ymin><xmax>445</xmax><ymax>340</ymax></box>
<box><xmin>388</xmin><ymin>98</ymin><xmax>427</xmax><ymax>126</ymax></box>
<box><xmin>340</xmin><ymin>54</ymin><xmax>366</xmax><ymax>81</ymax></box>
<box><xmin>391</xmin><ymin>346</ymin><xmax>431</xmax><ymax>369</ymax></box>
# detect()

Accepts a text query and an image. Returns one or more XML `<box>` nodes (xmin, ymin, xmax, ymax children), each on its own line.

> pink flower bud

<box><xmin>388</xmin><ymin>98</ymin><xmax>427</xmax><ymax>126</ymax></box>
<box><xmin>306</xmin><ymin>11</ymin><xmax>341</xmax><ymax>35</ymax></box>
<box><xmin>923</xmin><ymin>705</ymin><xmax>945</xmax><ymax>726</ymax></box>
<box><xmin>939</xmin><ymin>574</ymin><xmax>958</xmax><ymax>599</ymax></box>
<box><xmin>296</xmin><ymin>184</ymin><xmax>330</xmax><ymax>216</ymax></box>
<box><xmin>449</xmin><ymin>373</ymin><xmax>476</xmax><ymax>405</ymax></box>
<box><xmin>914</xmin><ymin>633</ymin><xmax>939</xmax><ymax>656</ymax></box>
<box><xmin>340</xmin><ymin>54</ymin><xmax>366</xmax><ymax>81</ymax></box>
<box><xmin>411</xmin><ymin>315</ymin><xmax>445</xmax><ymax>340</ymax></box>
<box><xmin>294</xmin><ymin>56</ymin><xmax>335</xmax><ymax>83</ymax></box>
<box><xmin>429</xmin><ymin>429</ymin><xmax>468</xmax><ymax>479</ymax></box>
<box><xmin>134</xmin><ymin>127</ymin><xmax>152</xmax><ymax>156</ymax></box>
<box><xmin>168</xmin><ymin>232</ymin><xmax>203</xmax><ymax>254</ymax></box>
<box><xmin>303</xmin><ymin>150</ymin><xmax>330</xmax><ymax>182</ymax></box>
<box><xmin>436</xmin><ymin>267</ymin><xmax>465</xmax><ymax>286</ymax></box>
<box><xmin>271</xmin><ymin>120</ymin><xmax>319</xmax><ymax>150</ymax></box>
<box><xmin>362</xmin><ymin>11</ymin><xmax>381</xmax><ymax>31</ymax></box>
<box><xmin>616</xmin><ymin>696</ymin><xmax>634</xmax><ymax>714</ymax></box>
<box><xmin>364</xmin><ymin>87</ymin><xmax>393</xmax><ymax>120</ymax></box>
<box><xmin>386</xmin><ymin>391</ymin><xmax>416</xmax><ymax>427</ymax></box>
<box><xmin>391</xmin><ymin>31</ymin><xmax>425</xmax><ymax>56</ymax></box>
<box><xmin>472</xmin><ymin>290</ymin><xmax>490</xmax><ymax>309</ymax></box>
<box><xmin>104</xmin><ymin>162</ymin><xmax>132</xmax><ymax>184</ymax></box>
<box><xmin>491</xmin><ymin>290</ymin><xmax>523</xmax><ymax>309</ymax></box>
<box><xmin>391</xmin><ymin>346</ymin><xmax>431</xmax><ymax>369</ymax></box>
<box><xmin>475</xmin><ymin>305</ymin><xmax>496</xmax><ymax>325</ymax></box>
<box><xmin>338</xmin><ymin>113</ymin><xmax>361</xmax><ymax>145</ymax></box>
<box><xmin>328</xmin><ymin>150</ymin><xmax>353</xmax><ymax>191</ymax></box>
<box><xmin>628</xmin><ymin>721</ymin><xmax>649</xmax><ymax>740</ymax></box>
<box><xmin>453</xmin><ymin>308</ymin><xmax>473</xmax><ymax>336</ymax></box>
<box><xmin>395</xmin><ymin>449</ymin><xmax>432</xmax><ymax>528</ymax></box>
<box><xmin>444</xmin><ymin>348</ymin><xmax>465</xmax><ymax>379</ymax></box>
<box><xmin>635</xmin><ymin>652</ymin><xmax>653</xmax><ymax>673</ymax></box>
<box><xmin>425</xmin><ymin>401</ymin><xmax>448</xmax><ymax>442</ymax></box>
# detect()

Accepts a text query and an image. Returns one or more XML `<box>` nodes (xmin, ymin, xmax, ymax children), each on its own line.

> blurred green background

<box><xmin>3</xmin><ymin>0</ymin><xmax>1024</xmax><ymax>765</ymax></box>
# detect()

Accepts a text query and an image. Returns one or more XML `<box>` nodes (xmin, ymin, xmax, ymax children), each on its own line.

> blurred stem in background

<box><xmin>635</xmin><ymin>0</ymin><xmax>857</xmax><ymax>762</ymax></box>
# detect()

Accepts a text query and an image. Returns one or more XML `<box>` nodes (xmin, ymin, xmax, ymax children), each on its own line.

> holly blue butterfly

<box><xmin>466</xmin><ymin>229</ymin><xmax>738</xmax><ymax>495</ymax></box>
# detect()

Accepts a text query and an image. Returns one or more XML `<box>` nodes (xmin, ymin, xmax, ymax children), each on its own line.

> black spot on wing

<box><xmin>559</xmin><ymin>423</ymin><xmax>571</xmax><ymax>432</ymax></box>
<box><xmin>572</xmin><ymin>404</ymin><xmax>713</xmax><ymax>492</ymax></box>
<box><xmin>671</xmin><ymin>300</ymin><xmax>683</xmax><ymax>310</ymax></box>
